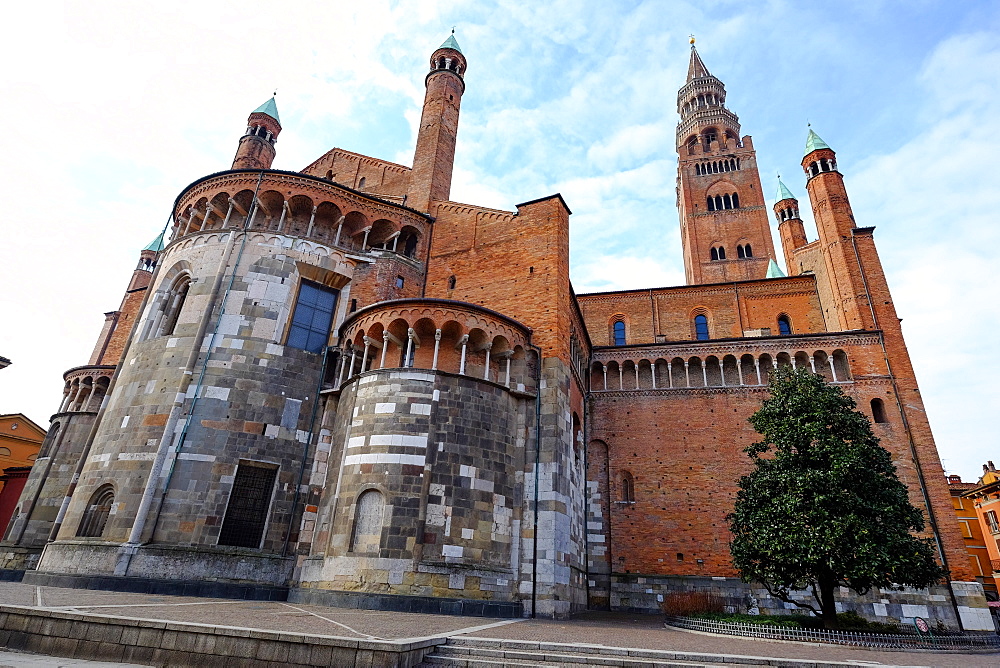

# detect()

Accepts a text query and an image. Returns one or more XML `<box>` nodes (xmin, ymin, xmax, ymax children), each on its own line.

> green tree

<box><xmin>728</xmin><ymin>366</ymin><xmax>945</xmax><ymax>629</ymax></box>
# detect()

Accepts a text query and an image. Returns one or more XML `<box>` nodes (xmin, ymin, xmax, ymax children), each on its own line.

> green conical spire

<box><xmin>252</xmin><ymin>97</ymin><xmax>280</xmax><ymax>125</ymax></box>
<box><xmin>438</xmin><ymin>33</ymin><xmax>462</xmax><ymax>54</ymax></box>
<box><xmin>804</xmin><ymin>127</ymin><xmax>830</xmax><ymax>156</ymax></box>
<box><xmin>143</xmin><ymin>232</ymin><xmax>165</xmax><ymax>252</ymax></box>
<box><xmin>765</xmin><ymin>258</ymin><xmax>786</xmax><ymax>279</ymax></box>
<box><xmin>775</xmin><ymin>178</ymin><xmax>796</xmax><ymax>203</ymax></box>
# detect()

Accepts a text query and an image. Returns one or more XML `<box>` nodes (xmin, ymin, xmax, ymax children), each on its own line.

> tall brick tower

<box><xmin>676</xmin><ymin>41</ymin><xmax>776</xmax><ymax>285</ymax></box>
<box><xmin>232</xmin><ymin>97</ymin><xmax>281</xmax><ymax>170</ymax></box>
<box><xmin>408</xmin><ymin>32</ymin><xmax>467</xmax><ymax>212</ymax></box>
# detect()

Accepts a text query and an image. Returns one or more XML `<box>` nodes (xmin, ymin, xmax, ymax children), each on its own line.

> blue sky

<box><xmin>1</xmin><ymin>0</ymin><xmax>997</xmax><ymax>481</ymax></box>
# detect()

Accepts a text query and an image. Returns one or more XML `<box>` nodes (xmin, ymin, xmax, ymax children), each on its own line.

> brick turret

<box><xmin>232</xmin><ymin>97</ymin><xmax>281</xmax><ymax>170</ymax></box>
<box><xmin>774</xmin><ymin>178</ymin><xmax>807</xmax><ymax>275</ymax></box>
<box><xmin>801</xmin><ymin>128</ymin><xmax>874</xmax><ymax>330</ymax></box>
<box><xmin>408</xmin><ymin>33</ymin><xmax>467</xmax><ymax>212</ymax></box>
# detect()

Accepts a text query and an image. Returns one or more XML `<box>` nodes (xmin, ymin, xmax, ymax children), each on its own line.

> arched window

<box><xmin>0</xmin><ymin>447</ymin><xmax>10</xmax><ymax>457</ymax></box>
<box><xmin>77</xmin><ymin>485</ymin><xmax>115</xmax><ymax>538</ymax></box>
<box><xmin>350</xmin><ymin>489</ymin><xmax>385</xmax><ymax>552</ymax></box>
<box><xmin>732</xmin><ymin>192</ymin><xmax>740</xmax><ymax>208</ymax></box>
<box><xmin>710</xmin><ymin>247</ymin><xmax>719</xmax><ymax>261</ymax></box>
<box><xmin>723</xmin><ymin>193</ymin><xmax>732</xmax><ymax>209</ymax></box>
<box><xmin>777</xmin><ymin>315</ymin><xmax>792</xmax><ymax>336</ymax></box>
<box><xmin>620</xmin><ymin>471</ymin><xmax>635</xmax><ymax>503</ymax></box>
<box><xmin>744</xmin><ymin>243</ymin><xmax>752</xmax><ymax>257</ymax></box>
<box><xmin>357</xmin><ymin>177</ymin><xmax>366</xmax><ymax>190</ymax></box>
<box><xmin>694</xmin><ymin>314</ymin><xmax>709</xmax><ymax>340</ymax></box>
<box><xmin>871</xmin><ymin>398</ymin><xmax>888</xmax><ymax>424</ymax></box>
<box><xmin>706</xmin><ymin>196</ymin><xmax>715</xmax><ymax>211</ymax></box>
<box><xmin>717</xmin><ymin>246</ymin><xmax>726</xmax><ymax>260</ymax></box>
<box><xmin>613</xmin><ymin>320</ymin><xmax>626</xmax><ymax>346</ymax></box>
<box><xmin>714</xmin><ymin>195</ymin><xmax>723</xmax><ymax>210</ymax></box>
<box><xmin>159</xmin><ymin>275</ymin><xmax>191</xmax><ymax>337</ymax></box>
<box><xmin>448</xmin><ymin>275</ymin><xmax>457</xmax><ymax>289</ymax></box>
<box><xmin>403</xmin><ymin>234</ymin><xmax>418</xmax><ymax>257</ymax></box>
<box><xmin>737</xmin><ymin>245</ymin><xmax>745</xmax><ymax>259</ymax></box>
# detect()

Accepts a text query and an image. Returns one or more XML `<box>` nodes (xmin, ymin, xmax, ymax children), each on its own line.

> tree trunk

<box><xmin>818</xmin><ymin>576</ymin><xmax>838</xmax><ymax>629</ymax></box>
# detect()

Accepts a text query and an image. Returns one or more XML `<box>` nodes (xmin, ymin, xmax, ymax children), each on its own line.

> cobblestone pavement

<box><xmin>1</xmin><ymin>583</ymin><xmax>998</xmax><ymax>666</ymax></box>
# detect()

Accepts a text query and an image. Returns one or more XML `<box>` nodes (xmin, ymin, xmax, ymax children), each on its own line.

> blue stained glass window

<box><xmin>288</xmin><ymin>281</ymin><xmax>338</xmax><ymax>353</ymax></box>
<box><xmin>694</xmin><ymin>314</ymin><xmax>709</xmax><ymax>340</ymax></box>
<box><xmin>613</xmin><ymin>320</ymin><xmax>626</xmax><ymax>345</ymax></box>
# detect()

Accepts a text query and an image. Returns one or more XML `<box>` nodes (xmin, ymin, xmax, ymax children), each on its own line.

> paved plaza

<box><xmin>0</xmin><ymin>582</ymin><xmax>997</xmax><ymax>667</ymax></box>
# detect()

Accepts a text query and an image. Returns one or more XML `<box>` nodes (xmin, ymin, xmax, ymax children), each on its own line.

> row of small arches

<box><xmin>611</xmin><ymin>313</ymin><xmax>790</xmax><ymax>345</ymax></box>
<box><xmin>695</xmin><ymin>158</ymin><xmax>739</xmax><ymax>175</ymax></box>
<box><xmin>59</xmin><ymin>374</ymin><xmax>111</xmax><ymax>414</ymax></box>
<box><xmin>775</xmin><ymin>206</ymin><xmax>800</xmax><ymax>222</ymax></box>
<box><xmin>590</xmin><ymin>349</ymin><xmax>852</xmax><ymax>390</ymax></box>
<box><xmin>175</xmin><ymin>189</ymin><xmax>423</xmax><ymax>259</ymax></box>
<box><xmin>242</xmin><ymin>124</ymin><xmax>276</xmax><ymax>145</ymax></box>
<box><xmin>805</xmin><ymin>157</ymin><xmax>837</xmax><ymax>178</ymax></box>
<box><xmin>683</xmin><ymin>128</ymin><xmax>742</xmax><ymax>154</ymax></box>
<box><xmin>433</xmin><ymin>56</ymin><xmax>463</xmax><ymax>75</ymax></box>
<box><xmin>706</xmin><ymin>192</ymin><xmax>740</xmax><ymax>211</ymax></box>
<box><xmin>340</xmin><ymin>317</ymin><xmax>536</xmax><ymax>391</ymax></box>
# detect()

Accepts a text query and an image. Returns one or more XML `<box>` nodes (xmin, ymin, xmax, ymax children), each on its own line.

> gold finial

<box><xmin>689</xmin><ymin>34</ymin><xmax>696</xmax><ymax>45</ymax></box>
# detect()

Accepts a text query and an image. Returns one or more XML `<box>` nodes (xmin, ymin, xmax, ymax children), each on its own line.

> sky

<box><xmin>0</xmin><ymin>0</ymin><xmax>997</xmax><ymax>482</ymax></box>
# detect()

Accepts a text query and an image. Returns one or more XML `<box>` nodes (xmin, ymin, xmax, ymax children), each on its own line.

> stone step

<box><xmin>421</xmin><ymin>643</ymin><xmax>753</xmax><ymax>667</ymax></box>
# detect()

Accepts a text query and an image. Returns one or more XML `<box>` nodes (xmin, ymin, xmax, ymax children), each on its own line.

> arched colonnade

<box><xmin>590</xmin><ymin>349</ymin><xmax>851</xmax><ymax>391</ymax></box>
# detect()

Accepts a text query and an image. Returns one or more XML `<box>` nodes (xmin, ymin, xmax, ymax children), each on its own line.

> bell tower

<box><xmin>408</xmin><ymin>32</ymin><xmax>467</xmax><ymax>212</ymax></box>
<box><xmin>676</xmin><ymin>40</ymin><xmax>776</xmax><ymax>285</ymax></box>
<box><xmin>232</xmin><ymin>97</ymin><xmax>281</xmax><ymax>170</ymax></box>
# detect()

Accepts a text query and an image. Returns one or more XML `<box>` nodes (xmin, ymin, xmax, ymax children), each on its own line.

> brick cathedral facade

<box><xmin>1</xmin><ymin>36</ymin><xmax>991</xmax><ymax>628</ymax></box>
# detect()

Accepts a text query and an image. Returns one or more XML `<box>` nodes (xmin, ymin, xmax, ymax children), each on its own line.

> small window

<box><xmin>620</xmin><ymin>472</ymin><xmax>635</xmax><ymax>503</ymax></box>
<box><xmin>717</xmin><ymin>246</ymin><xmax>726</xmax><ymax>260</ymax></box>
<box><xmin>694</xmin><ymin>314</ymin><xmax>709</xmax><ymax>340</ymax></box>
<box><xmin>737</xmin><ymin>245</ymin><xmax>745</xmax><ymax>259</ymax></box>
<box><xmin>732</xmin><ymin>192</ymin><xmax>740</xmax><ymax>208</ymax></box>
<box><xmin>77</xmin><ymin>485</ymin><xmax>115</xmax><ymax>538</ymax></box>
<box><xmin>613</xmin><ymin>320</ymin><xmax>626</xmax><ymax>346</ymax></box>
<box><xmin>350</xmin><ymin>298</ymin><xmax>358</xmax><ymax>313</ymax></box>
<box><xmin>710</xmin><ymin>247</ymin><xmax>718</xmax><ymax>261</ymax></box>
<box><xmin>870</xmin><ymin>398</ymin><xmax>888</xmax><ymax>424</ymax></box>
<box><xmin>0</xmin><ymin>447</ymin><xmax>10</xmax><ymax>457</ymax></box>
<box><xmin>448</xmin><ymin>275</ymin><xmax>457</xmax><ymax>289</ymax></box>
<box><xmin>986</xmin><ymin>510</ymin><xmax>1000</xmax><ymax>534</ymax></box>
<box><xmin>395</xmin><ymin>276</ymin><xmax>404</xmax><ymax>289</ymax></box>
<box><xmin>160</xmin><ymin>276</ymin><xmax>191</xmax><ymax>337</ymax></box>
<box><xmin>218</xmin><ymin>461</ymin><xmax>278</xmax><ymax>548</ymax></box>
<box><xmin>959</xmin><ymin>520</ymin><xmax>974</xmax><ymax>539</ymax></box>
<box><xmin>777</xmin><ymin>315</ymin><xmax>792</xmax><ymax>336</ymax></box>
<box><xmin>744</xmin><ymin>243</ymin><xmax>753</xmax><ymax>258</ymax></box>
<box><xmin>357</xmin><ymin>177</ymin><xmax>366</xmax><ymax>189</ymax></box>
<box><xmin>351</xmin><ymin>489</ymin><xmax>386</xmax><ymax>552</ymax></box>
<box><xmin>287</xmin><ymin>280</ymin><xmax>338</xmax><ymax>354</ymax></box>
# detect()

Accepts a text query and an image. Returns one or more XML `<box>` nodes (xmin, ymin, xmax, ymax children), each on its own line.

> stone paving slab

<box><xmin>463</xmin><ymin>612</ymin><xmax>1000</xmax><ymax>668</ymax></box>
<box><xmin>2</xmin><ymin>584</ymin><xmax>999</xmax><ymax>667</ymax></box>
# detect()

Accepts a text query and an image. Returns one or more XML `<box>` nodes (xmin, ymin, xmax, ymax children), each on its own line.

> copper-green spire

<box><xmin>438</xmin><ymin>32</ymin><xmax>462</xmax><ymax>54</ymax></box>
<box><xmin>804</xmin><ymin>127</ymin><xmax>830</xmax><ymax>156</ymax></box>
<box><xmin>775</xmin><ymin>178</ymin><xmax>796</xmax><ymax>203</ymax></box>
<box><xmin>143</xmin><ymin>232</ymin><xmax>165</xmax><ymax>252</ymax></box>
<box><xmin>765</xmin><ymin>258</ymin><xmax>786</xmax><ymax>279</ymax></box>
<box><xmin>252</xmin><ymin>97</ymin><xmax>280</xmax><ymax>125</ymax></box>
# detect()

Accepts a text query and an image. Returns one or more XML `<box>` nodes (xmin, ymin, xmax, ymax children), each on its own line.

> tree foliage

<box><xmin>728</xmin><ymin>366</ymin><xmax>945</xmax><ymax>628</ymax></box>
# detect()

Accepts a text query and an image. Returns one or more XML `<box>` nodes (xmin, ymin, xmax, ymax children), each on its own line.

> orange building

<box><xmin>962</xmin><ymin>464</ymin><xmax>1000</xmax><ymax>607</ymax></box>
<box><xmin>948</xmin><ymin>475</ymin><xmax>997</xmax><ymax>597</ymax></box>
<box><xmin>0</xmin><ymin>414</ymin><xmax>45</xmax><ymax>535</ymax></box>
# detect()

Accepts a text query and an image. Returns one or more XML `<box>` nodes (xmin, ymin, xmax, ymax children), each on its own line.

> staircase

<box><xmin>419</xmin><ymin>636</ymin><xmax>850</xmax><ymax>667</ymax></box>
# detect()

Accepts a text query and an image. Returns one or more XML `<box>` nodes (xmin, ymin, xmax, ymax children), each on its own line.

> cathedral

<box><xmin>0</xmin><ymin>35</ymin><xmax>991</xmax><ymax>628</ymax></box>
